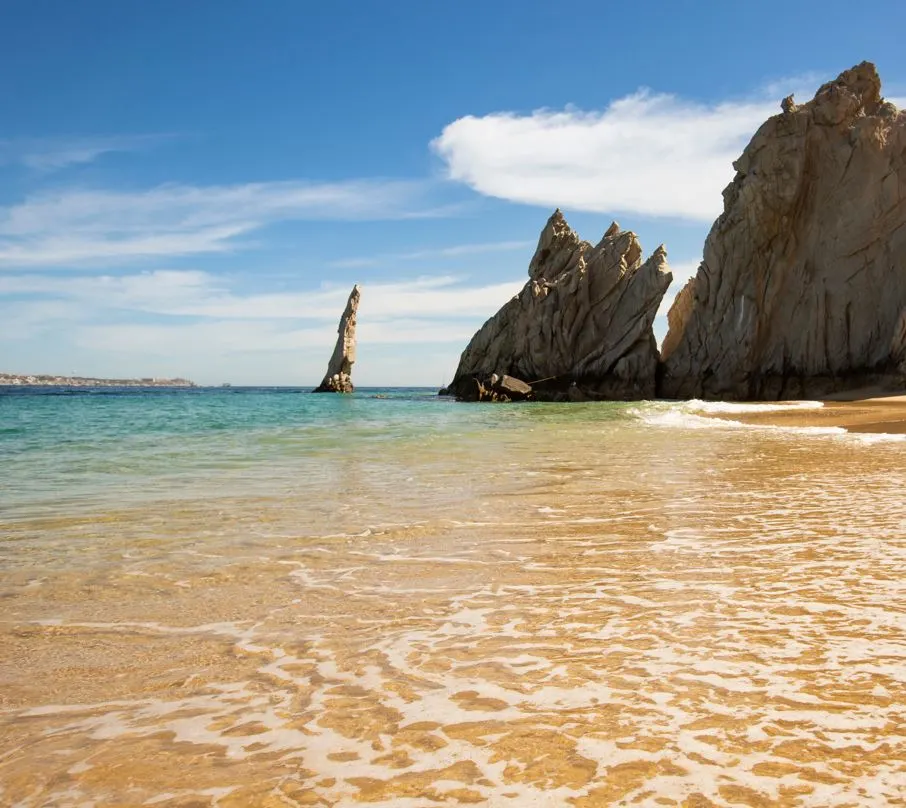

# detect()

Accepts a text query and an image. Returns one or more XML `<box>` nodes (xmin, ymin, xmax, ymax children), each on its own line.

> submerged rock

<box><xmin>313</xmin><ymin>284</ymin><xmax>360</xmax><ymax>394</ymax></box>
<box><xmin>446</xmin><ymin>211</ymin><xmax>672</xmax><ymax>401</ymax></box>
<box><xmin>659</xmin><ymin>62</ymin><xmax>906</xmax><ymax>400</ymax></box>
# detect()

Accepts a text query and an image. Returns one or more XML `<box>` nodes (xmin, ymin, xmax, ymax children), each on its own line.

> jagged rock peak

<box><xmin>527</xmin><ymin>209</ymin><xmax>589</xmax><ymax>282</ymax></box>
<box><xmin>313</xmin><ymin>284</ymin><xmax>360</xmax><ymax>394</ymax></box>
<box><xmin>603</xmin><ymin>221</ymin><xmax>621</xmax><ymax>239</ymax></box>
<box><xmin>814</xmin><ymin>61</ymin><xmax>882</xmax><ymax>118</ymax></box>
<box><xmin>445</xmin><ymin>211</ymin><xmax>672</xmax><ymax>402</ymax></box>
<box><xmin>659</xmin><ymin>62</ymin><xmax>906</xmax><ymax>400</ymax></box>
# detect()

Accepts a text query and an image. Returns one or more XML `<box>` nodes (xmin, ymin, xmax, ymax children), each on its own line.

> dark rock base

<box><xmin>446</xmin><ymin>373</ymin><xmax>659</xmax><ymax>403</ymax></box>
<box><xmin>656</xmin><ymin>368</ymin><xmax>906</xmax><ymax>401</ymax></box>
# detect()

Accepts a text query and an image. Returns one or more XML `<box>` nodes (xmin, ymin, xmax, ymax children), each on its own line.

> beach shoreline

<box><xmin>4</xmin><ymin>386</ymin><xmax>906</xmax><ymax>805</ymax></box>
<box><xmin>703</xmin><ymin>389</ymin><xmax>906</xmax><ymax>434</ymax></box>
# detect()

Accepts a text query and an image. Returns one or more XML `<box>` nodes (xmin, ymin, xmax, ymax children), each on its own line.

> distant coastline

<box><xmin>0</xmin><ymin>372</ymin><xmax>196</xmax><ymax>388</ymax></box>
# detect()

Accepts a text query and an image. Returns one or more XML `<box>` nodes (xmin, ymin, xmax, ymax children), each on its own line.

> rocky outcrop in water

<box><xmin>314</xmin><ymin>284</ymin><xmax>360</xmax><ymax>394</ymax></box>
<box><xmin>445</xmin><ymin>211</ymin><xmax>672</xmax><ymax>401</ymax></box>
<box><xmin>659</xmin><ymin>62</ymin><xmax>906</xmax><ymax>400</ymax></box>
<box><xmin>451</xmin><ymin>373</ymin><xmax>535</xmax><ymax>403</ymax></box>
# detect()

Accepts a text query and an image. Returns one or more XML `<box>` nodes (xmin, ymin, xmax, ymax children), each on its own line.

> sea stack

<box><xmin>659</xmin><ymin>62</ymin><xmax>906</xmax><ymax>400</ymax></box>
<box><xmin>445</xmin><ymin>211</ymin><xmax>672</xmax><ymax>401</ymax></box>
<box><xmin>314</xmin><ymin>284</ymin><xmax>360</xmax><ymax>394</ymax></box>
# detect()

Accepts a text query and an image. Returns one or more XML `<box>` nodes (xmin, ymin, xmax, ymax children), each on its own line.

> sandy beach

<box><xmin>707</xmin><ymin>390</ymin><xmax>906</xmax><ymax>434</ymax></box>
<box><xmin>5</xmin><ymin>388</ymin><xmax>906</xmax><ymax>805</ymax></box>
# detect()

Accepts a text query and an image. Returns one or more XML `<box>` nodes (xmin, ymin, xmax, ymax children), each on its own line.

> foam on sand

<box><xmin>685</xmin><ymin>398</ymin><xmax>825</xmax><ymax>414</ymax></box>
<box><xmin>632</xmin><ymin>399</ymin><xmax>906</xmax><ymax>443</ymax></box>
<box><xmin>631</xmin><ymin>403</ymin><xmax>846</xmax><ymax>436</ymax></box>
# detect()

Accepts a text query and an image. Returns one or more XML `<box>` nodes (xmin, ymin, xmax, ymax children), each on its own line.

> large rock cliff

<box><xmin>659</xmin><ymin>62</ymin><xmax>906</xmax><ymax>399</ymax></box>
<box><xmin>314</xmin><ymin>284</ymin><xmax>360</xmax><ymax>394</ymax></box>
<box><xmin>446</xmin><ymin>211</ymin><xmax>672</xmax><ymax>401</ymax></box>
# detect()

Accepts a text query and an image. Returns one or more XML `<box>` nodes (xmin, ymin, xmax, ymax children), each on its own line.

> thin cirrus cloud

<box><xmin>75</xmin><ymin>317</ymin><xmax>483</xmax><ymax>356</ymax></box>
<box><xmin>1</xmin><ymin>270</ymin><xmax>523</xmax><ymax>383</ymax></box>
<box><xmin>0</xmin><ymin>178</ymin><xmax>438</xmax><ymax>268</ymax></box>
<box><xmin>0</xmin><ymin>133</ymin><xmax>176</xmax><ymax>172</ymax></box>
<box><xmin>432</xmin><ymin>77</ymin><xmax>906</xmax><ymax>223</ymax></box>
<box><xmin>0</xmin><ymin>270</ymin><xmax>524</xmax><ymax>323</ymax></box>
<box><xmin>329</xmin><ymin>239</ymin><xmax>534</xmax><ymax>269</ymax></box>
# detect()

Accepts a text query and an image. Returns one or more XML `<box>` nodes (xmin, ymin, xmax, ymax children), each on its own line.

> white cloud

<box><xmin>0</xmin><ymin>270</ymin><xmax>523</xmax><ymax>385</ymax></box>
<box><xmin>433</xmin><ymin>73</ymin><xmax>906</xmax><ymax>222</ymax></box>
<box><xmin>0</xmin><ymin>225</ymin><xmax>252</xmax><ymax>266</ymax></box>
<box><xmin>75</xmin><ymin>317</ymin><xmax>480</xmax><ymax>354</ymax></box>
<box><xmin>0</xmin><ymin>179</ymin><xmax>436</xmax><ymax>267</ymax></box>
<box><xmin>329</xmin><ymin>239</ymin><xmax>533</xmax><ymax>269</ymax></box>
<box><xmin>656</xmin><ymin>258</ymin><xmax>699</xmax><ymax>340</ymax></box>
<box><xmin>58</xmin><ymin>318</ymin><xmax>478</xmax><ymax>386</ymax></box>
<box><xmin>760</xmin><ymin>72</ymin><xmax>827</xmax><ymax>102</ymax></box>
<box><xmin>0</xmin><ymin>299</ymin><xmax>85</xmax><ymax>342</ymax></box>
<box><xmin>0</xmin><ymin>269</ymin><xmax>221</xmax><ymax>310</ymax></box>
<box><xmin>665</xmin><ymin>259</ymin><xmax>700</xmax><ymax>292</ymax></box>
<box><xmin>0</xmin><ymin>134</ymin><xmax>174</xmax><ymax>171</ymax></box>
<box><xmin>0</xmin><ymin>270</ymin><xmax>523</xmax><ymax>321</ymax></box>
<box><xmin>0</xmin><ymin>251</ymin><xmax>715</xmax><ymax>385</ymax></box>
<box><xmin>433</xmin><ymin>92</ymin><xmax>777</xmax><ymax>222</ymax></box>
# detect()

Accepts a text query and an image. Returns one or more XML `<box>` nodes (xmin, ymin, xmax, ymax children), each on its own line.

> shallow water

<box><xmin>2</xmin><ymin>387</ymin><xmax>906</xmax><ymax>806</ymax></box>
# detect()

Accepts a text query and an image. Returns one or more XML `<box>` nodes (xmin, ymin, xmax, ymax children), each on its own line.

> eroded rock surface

<box><xmin>446</xmin><ymin>211</ymin><xmax>671</xmax><ymax>401</ymax></box>
<box><xmin>660</xmin><ymin>62</ymin><xmax>906</xmax><ymax>399</ymax></box>
<box><xmin>314</xmin><ymin>284</ymin><xmax>360</xmax><ymax>394</ymax></box>
<box><xmin>452</xmin><ymin>373</ymin><xmax>535</xmax><ymax>403</ymax></box>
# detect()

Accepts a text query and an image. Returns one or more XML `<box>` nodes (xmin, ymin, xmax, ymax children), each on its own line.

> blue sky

<box><xmin>2</xmin><ymin>0</ymin><xmax>905</xmax><ymax>386</ymax></box>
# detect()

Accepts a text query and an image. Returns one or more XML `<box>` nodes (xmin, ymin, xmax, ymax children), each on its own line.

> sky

<box><xmin>1</xmin><ymin>0</ymin><xmax>905</xmax><ymax>387</ymax></box>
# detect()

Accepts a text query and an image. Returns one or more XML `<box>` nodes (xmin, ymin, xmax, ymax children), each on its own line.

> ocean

<box><xmin>2</xmin><ymin>386</ymin><xmax>906</xmax><ymax>806</ymax></box>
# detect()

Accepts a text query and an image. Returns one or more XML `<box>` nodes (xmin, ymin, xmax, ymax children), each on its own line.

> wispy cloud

<box><xmin>0</xmin><ymin>270</ymin><xmax>523</xmax><ymax>384</ymax></box>
<box><xmin>0</xmin><ymin>225</ymin><xmax>253</xmax><ymax>266</ymax></box>
<box><xmin>329</xmin><ymin>239</ymin><xmax>533</xmax><ymax>269</ymax></box>
<box><xmin>0</xmin><ymin>179</ymin><xmax>438</xmax><ymax>267</ymax></box>
<box><xmin>0</xmin><ymin>134</ymin><xmax>175</xmax><ymax>172</ymax></box>
<box><xmin>0</xmin><ymin>269</ymin><xmax>222</xmax><ymax>309</ymax></box>
<box><xmin>74</xmin><ymin>317</ymin><xmax>482</xmax><ymax>355</ymax></box>
<box><xmin>432</xmin><ymin>73</ymin><xmax>894</xmax><ymax>222</ymax></box>
<box><xmin>0</xmin><ymin>270</ymin><xmax>523</xmax><ymax>321</ymax></box>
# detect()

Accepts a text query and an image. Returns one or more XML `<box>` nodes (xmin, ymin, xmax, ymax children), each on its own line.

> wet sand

<box><xmin>3</xmin><ymin>405</ymin><xmax>906</xmax><ymax>806</ymax></box>
<box><xmin>708</xmin><ymin>391</ymin><xmax>906</xmax><ymax>435</ymax></box>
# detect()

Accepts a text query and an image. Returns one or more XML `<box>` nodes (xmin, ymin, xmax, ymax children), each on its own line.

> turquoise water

<box><xmin>1</xmin><ymin>387</ymin><xmax>445</xmax><ymax>509</ymax></box>
<box><xmin>1</xmin><ymin>385</ymin><xmax>632</xmax><ymax>520</ymax></box>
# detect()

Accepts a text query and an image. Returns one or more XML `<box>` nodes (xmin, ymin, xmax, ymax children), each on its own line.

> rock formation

<box><xmin>660</xmin><ymin>62</ymin><xmax>906</xmax><ymax>399</ymax></box>
<box><xmin>313</xmin><ymin>284</ymin><xmax>360</xmax><ymax>394</ymax></box>
<box><xmin>445</xmin><ymin>211</ymin><xmax>672</xmax><ymax>401</ymax></box>
<box><xmin>449</xmin><ymin>373</ymin><xmax>535</xmax><ymax>403</ymax></box>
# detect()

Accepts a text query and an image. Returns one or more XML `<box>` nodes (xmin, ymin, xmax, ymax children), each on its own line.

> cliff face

<box><xmin>447</xmin><ymin>211</ymin><xmax>672</xmax><ymax>401</ymax></box>
<box><xmin>314</xmin><ymin>285</ymin><xmax>360</xmax><ymax>394</ymax></box>
<box><xmin>659</xmin><ymin>62</ymin><xmax>906</xmax><ymax>400</ymax></box>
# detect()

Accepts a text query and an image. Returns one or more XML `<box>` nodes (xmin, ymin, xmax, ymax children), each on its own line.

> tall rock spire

<box><xmin>313</xmin><ymin>284</ymin><xmax>360</xmax><ymax>394</ymax></box>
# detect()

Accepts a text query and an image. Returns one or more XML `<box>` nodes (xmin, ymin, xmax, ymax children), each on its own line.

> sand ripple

<box><xmin>2</xmin><ymin>416</ymin><xmax>906</xmax><ymax>806</ymax></box>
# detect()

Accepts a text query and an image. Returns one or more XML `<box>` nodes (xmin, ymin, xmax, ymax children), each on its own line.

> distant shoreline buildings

<box><xmin>0</xmin><ymin>372</ymin><xmax>196</xmax><ymax>388</ymax></box>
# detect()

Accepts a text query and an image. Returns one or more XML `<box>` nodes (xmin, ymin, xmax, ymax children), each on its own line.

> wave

<box><xmin>632</xmin><ymin>401</ymin><xmax>906</xmax><ymax>443</ymax></box>
<box><xmin>632</xmin><ymin>406</ymin><xmax>846</xmax><ymax>436</ymax></box>
<box><xmin>849</xmin><ymin>431</ymin><xmax>906</xmax><ymax>444</ymax></box>
<box><xmin>685</xmin><ymin>399</ymin><xmax>825</xmax><ymax>414</ymax></box>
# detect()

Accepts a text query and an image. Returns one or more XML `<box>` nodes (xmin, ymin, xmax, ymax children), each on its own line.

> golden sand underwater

<box><xmin>2</xmin><ymin>398</ymin><xmax>906</xmax><ymax>806</ymax></box>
